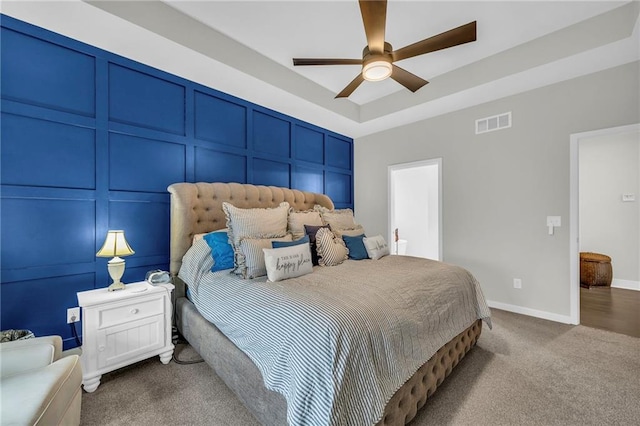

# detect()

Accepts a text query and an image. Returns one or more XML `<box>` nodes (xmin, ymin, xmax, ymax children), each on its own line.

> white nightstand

<box><xmin>77</xmin><ymin>281</ymin><xmax>175</xmax><ymax>392</ymax></box>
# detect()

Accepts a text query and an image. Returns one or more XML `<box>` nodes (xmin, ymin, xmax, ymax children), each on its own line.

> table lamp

<box><xmin>96</xmin><ymin>230</ymin><xmax>135</xmax><ymax>291</ymax></box>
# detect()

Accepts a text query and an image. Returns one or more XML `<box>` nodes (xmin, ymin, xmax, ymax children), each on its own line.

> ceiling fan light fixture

<box><xmin>292</xmin><ymin>1</ymin><xmax>477</xmax><ymax>98</ymax></box>
<box><xmin>362</xmin><ymin>59</ymin><xmax>392</xmax><ymax>81</ymax></box>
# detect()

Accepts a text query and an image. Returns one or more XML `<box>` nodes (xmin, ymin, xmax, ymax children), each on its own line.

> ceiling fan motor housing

<box><xmin>362</xmin><ymin>42</ymin><xmax>393</xmax><ymax>81</ymax></box>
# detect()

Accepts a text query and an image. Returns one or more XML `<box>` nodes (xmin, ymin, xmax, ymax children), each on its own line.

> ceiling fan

<box><xmin>292</xmin><ymin>0</ymin><xmax>477</xmax><ymax>98</ymax></box>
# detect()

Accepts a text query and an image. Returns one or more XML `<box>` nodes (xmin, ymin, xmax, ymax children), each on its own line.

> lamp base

<box><xmin>108</xmin><ymin>281</ymin><xmax>126</xmax><ymax>292</ymax></box>
<box><xmin>107</xmin><ymin>257</ymin><xmax>127</xmax><ymax>291</ymax></box>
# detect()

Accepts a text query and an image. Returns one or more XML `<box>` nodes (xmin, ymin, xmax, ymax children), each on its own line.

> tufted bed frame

<box><xmin>168</xmin><ymin>182</ymin><xmax>482</xmax><ymax>425</ymax></box>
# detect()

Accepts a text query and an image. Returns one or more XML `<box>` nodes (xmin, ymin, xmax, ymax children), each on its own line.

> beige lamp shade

<box><xmin>96</xmin><ymin>230</ymin><xmax>135</xmax><ymax>258</ymax></box>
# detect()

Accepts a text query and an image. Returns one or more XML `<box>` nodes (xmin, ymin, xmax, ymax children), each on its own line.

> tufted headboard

<box><xmin>167</xmin><ymin>182</ymin><xmax>334</xmax><ymax>277</ymax></box>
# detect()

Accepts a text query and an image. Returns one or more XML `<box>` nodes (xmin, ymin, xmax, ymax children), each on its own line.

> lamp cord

<box><xmin>162</xmin><ymin>281</ymin><xmax>203</xmax><ymax>365</ymax></box>
<box><xmin>171</xmin><ymin>334</ymin><xmax>204</xmax><ymax>365</ymax></box>
<box><xmin>70</xmin><ymin>321</ymin><xmax>82</xmax><ymax>347</ymax></box>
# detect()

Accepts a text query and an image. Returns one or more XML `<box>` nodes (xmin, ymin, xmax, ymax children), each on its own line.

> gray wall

<box><xmin>579</xmin><ymin>131</ymin><xmax>639</xmax><ymax>283</ymax></box>
<box><xmin>354</xmin><ymin>61</ymin><xmax>639</xmax><ymax>318</ymax></box>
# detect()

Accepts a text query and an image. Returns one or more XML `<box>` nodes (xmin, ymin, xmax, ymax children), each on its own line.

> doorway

<box><xmin>570</xmin><ymin>123</ymin><xmax>640</xmax><ymax>332</ymax></box>
<box><xmin>388</xmin><ymin>158</ymin><xmax>442</xmax><ymax>260</ymax></box>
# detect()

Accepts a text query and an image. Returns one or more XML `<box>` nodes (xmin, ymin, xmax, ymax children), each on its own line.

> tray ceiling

<box><xmin>3</xmin><ymin>1</ymin><xmax>639</xmax><ymax>137</ymax></box>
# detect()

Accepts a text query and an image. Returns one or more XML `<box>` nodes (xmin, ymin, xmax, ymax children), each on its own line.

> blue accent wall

<box><xmin>0</xmin><ymin>15</ymin><xmax>353</xmax><ymax>349</ymax></box>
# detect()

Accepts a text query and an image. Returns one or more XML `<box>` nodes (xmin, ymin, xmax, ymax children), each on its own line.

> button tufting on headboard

<box><xmin>167</xmin><ymin>182</ymin><xmax>334</xmax><ymax>277</ymax></box>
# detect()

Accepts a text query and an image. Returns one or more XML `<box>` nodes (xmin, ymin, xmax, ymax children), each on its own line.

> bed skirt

<box><xmin>176</xmin><ymin>296</ymin><xmax>482</xmax><ymax>425</ymax></box>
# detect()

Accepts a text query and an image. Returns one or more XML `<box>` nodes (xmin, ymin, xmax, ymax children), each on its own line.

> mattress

<box><xmin>179</xmin><ymin>239</ymin><xmax>491</xmax><ymax>426</ymax></box>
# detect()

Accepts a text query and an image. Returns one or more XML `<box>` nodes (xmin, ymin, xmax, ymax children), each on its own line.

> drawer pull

<box><xmin>98</xmin><ymin>345</ymin><xmax>105</xmax><ymax>352</ymax></box>
<box><xmin>130</xmin><ymin>308</ymin><xmax>139</xmax><ymax>314</ymax></box>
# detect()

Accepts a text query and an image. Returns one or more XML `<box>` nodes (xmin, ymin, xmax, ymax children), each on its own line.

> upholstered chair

<box><xmin>0</xmin><ymin>336</ymin><xmax>82</xmax><ymax>425</ymax></box>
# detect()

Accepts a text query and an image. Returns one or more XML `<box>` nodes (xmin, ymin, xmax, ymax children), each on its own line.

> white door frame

<box><xmin>388</xmin><ymin>158</ymin><xmax>443</xmax><ymax>260</ymax></box>
<box><xmin>569</xmin><ymin>123</ymin><xmax>640</xmax><ymax>325</ymax></box>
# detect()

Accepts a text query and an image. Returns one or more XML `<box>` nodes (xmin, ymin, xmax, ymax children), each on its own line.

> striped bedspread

<box><xmin>180</xmin><ymin>240</ymin><xmax>491</xmax><ymax>426</ymax></box>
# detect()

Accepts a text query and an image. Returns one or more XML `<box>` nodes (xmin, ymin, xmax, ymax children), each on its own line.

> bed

<box><xmin>168</xmin><ymin>182</ymin><xmax>490</xmax><ymax>425</ymax></box>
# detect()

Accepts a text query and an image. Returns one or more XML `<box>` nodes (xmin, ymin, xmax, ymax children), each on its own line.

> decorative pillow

<box><xmin>288</xmin><ymin>209</ymin><xmax>323</xmax><ymax>240</ymax></box>
<box><xmin>315</xmin><ymin>206</ymin><xmax>358</xmax><ymax>231</ymax></box>
<box><xmin>272</xmin><ymin>234</ymin><xmax>310</xmax><ymax>248</ymax></box>
<box><xmin>315</xmin><ymin>227</ymin><xmax>348</xmax><ymax>267</ymax></box>
<box><xmin>304</xmin><ymin>224</ymin><xmax>330</xmax><ymax>266</ymax></box>
<box><xmin>363</xmin><ymin>235</ymin><xmax>390</xmax><ymax>260</ymax></box>
<box><xmin>342</xmin><ymin>234</ymin><xmax>369</xmax><ymax>260</ymax></box>
<box><xmin>223</xmin><ymin>202</ymin><xmax>290</xmax><ymax>275</ymax></box>
<box><xmin>202</xmin><ymin>231</ymin><xmax>235</xmax><ymax>272</ymax></box>
<box><xmin>263</xmin><ymin>243</ymin><xmax>313</xmax><ymax>282</ymax></box>
<box><xmin>238</xmin><ymin>236</ymin><xmax>293</xmax><ymax>279</ymax></box>
<box><xmin>331</xmin><ymin>225</ymin><xmax>366</xmax><ymax>238</ymax></box>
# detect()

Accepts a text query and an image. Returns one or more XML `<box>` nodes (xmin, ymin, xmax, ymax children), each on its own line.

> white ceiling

<box><xmin>166</xmin><ymin>0</ymin><xmax>628</xmax><ymax>105</ymax></box>
<box><xmin>3</xmin><ymin>1</ymin><xmax>639</xmax><ymax>138</ymax></box>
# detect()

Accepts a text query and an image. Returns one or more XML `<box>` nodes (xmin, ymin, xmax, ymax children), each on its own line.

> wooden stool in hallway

<box><xmin>580</xmin><ymin>252</ymin><xmax>612</xmax><ymax>288</ymax></box>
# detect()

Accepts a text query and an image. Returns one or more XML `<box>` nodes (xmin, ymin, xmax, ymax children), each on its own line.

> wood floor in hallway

<box><xmin>580</xmin><ymin>286</ymin><xmax>640</xmax><ymax>338</ymax></box>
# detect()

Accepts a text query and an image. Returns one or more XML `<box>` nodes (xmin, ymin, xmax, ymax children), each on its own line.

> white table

<box><xmin>77</xmin><ymin>282</ymin><xmax>174</xmax><ymax>392</ymax></box>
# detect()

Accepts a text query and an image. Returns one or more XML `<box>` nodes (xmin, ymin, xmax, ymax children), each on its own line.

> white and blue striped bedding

<box><xmin>180</xmin><ymin>239</ymin><xmax>491</xmax><ymax>425</ymax></box>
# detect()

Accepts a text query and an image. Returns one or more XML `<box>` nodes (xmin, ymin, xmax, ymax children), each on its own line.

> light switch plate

<box><xmin>546</xmin><ymin>216</ymin><xmax>561</xmax><ymax>227</ymax></box>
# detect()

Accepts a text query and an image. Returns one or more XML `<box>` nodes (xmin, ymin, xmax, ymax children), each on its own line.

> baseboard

<box><xmin>487</xmin><ymin>300</ymin><xmax>574</xmax><ymax>324</ymax></box>
<box><xmin>611</xmin><ymin>279</ymin><xmax>640</xmax><ymax>291</ymax></box>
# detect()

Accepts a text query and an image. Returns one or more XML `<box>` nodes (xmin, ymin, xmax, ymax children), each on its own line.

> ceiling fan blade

<box><xmin>391</xmin><ymin>65</ymin><xmax>429</xmax><ymax>92</ymax></box>
<box><xmin>392</xmin><ymin>21</ymin><xmax>477</xmax><ymax>62</ymax></box>
<box><xmin>358</xmin><ymin>0</ymin><xmax>387</xmax><ymax>53</ymax></box>
<box><xmin>293</xmin><ymin>58</ymin><xmax>362</xmax><ymax>66</ymax></box>
<box><xmin>335</xmin><ymin>73</ymin><xmax>365</xmax><ymax>98</ymax></box>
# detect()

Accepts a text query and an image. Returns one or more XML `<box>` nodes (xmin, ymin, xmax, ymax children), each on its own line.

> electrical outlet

<box><xmin>513</xmin><ymin>278</ymin><xmax>522</xmax><ymax>289</ymax></box>
<box><xmin>67</xmin><ymin>307</ymin><xmax>80</xmax><ymax>324</ymax></box>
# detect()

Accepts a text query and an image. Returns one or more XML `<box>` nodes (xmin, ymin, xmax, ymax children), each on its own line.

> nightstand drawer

<box><xmin>98</xmin><ymin>297</ymin><xmax>164</xmax><ymax>328</ymax></box>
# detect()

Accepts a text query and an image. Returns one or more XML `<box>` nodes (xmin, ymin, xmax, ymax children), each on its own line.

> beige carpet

<box><xmin>80</xmin><ymin>309</ymin><xmax>640</xmax><ymax>425</ymax></box>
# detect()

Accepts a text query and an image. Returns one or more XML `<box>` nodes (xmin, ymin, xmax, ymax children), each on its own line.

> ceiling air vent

<box><xmin>475</xmin><ymin>112</ymin><xmax>511</xmax><ymax>134</ymax></box>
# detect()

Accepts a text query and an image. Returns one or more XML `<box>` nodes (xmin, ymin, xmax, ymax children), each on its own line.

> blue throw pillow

<box><xmin>342</xmin><ymin>234</ymin><xmax>368</xmax><ymax>260</ymax></box>
<box><xmin>272</xmin><ymin>234</ymin><xmax>310</xmax><ymax>248</ymax></box>
<box><xmin>203</xmin><ymin>231</ymin><xmax>234</xmax><ymax>272</ymax></box>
